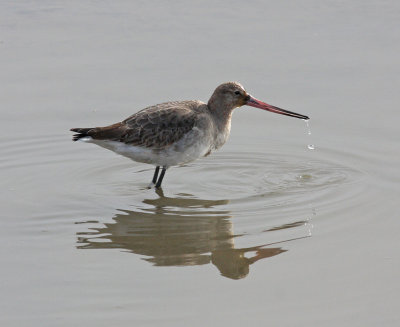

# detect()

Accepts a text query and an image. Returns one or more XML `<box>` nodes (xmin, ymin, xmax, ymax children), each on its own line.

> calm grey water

<box><xmin>1</xmin><ymin>1</ymin><xmax>400</xmax><ymax>326</ymax></box>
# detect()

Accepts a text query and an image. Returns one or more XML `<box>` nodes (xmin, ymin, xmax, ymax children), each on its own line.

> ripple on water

<box><xmin>2</xmin><ymin>134</ymin><xmax>368</xmax><ymax>278</ymax></box>
<box><xmin>2</xmin><ymin>135</ymin><xmax>365</xmax><ymax>233</ymax></box>
<box><xmin>182</xmin><ymin>151</ymin><xmax>366</xmax><ymax>217</ymax></box>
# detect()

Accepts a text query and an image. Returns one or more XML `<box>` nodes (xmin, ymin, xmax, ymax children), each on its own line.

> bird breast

<box><xmin>212</xmin><ymin>116</ymin><xmax>232</xmax><ymax>151</ymax></box>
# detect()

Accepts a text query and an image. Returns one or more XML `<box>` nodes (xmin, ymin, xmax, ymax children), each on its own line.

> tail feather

<box><xmin>70</xmin><ymin>128</ymin><xmax>93</xmax><ymax>141</ymax></box>
<box><xmin>70</xmin><ymin>122</ymin><xmax>126</xmax><ymax>142</ymax></box>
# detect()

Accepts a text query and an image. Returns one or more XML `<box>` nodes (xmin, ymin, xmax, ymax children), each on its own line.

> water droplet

<box><xmin>305</xmin><ymin>217</ymin><xmax>314</xmax><ymax>237</ymax></box>
<box><xmin>304</xmin><ymin>120</ymin><xmax>315</xmax><ymax>150</ymax></box>
<box><xmin>304</xmin><ymin>119</ymin><xmax>312</xmax><ymax>135</ymax></box>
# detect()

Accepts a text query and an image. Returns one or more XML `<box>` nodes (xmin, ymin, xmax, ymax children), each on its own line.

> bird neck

<box><xmin>207</xmin><ymin>98</ymin><xmax>235</xmax><ymax>127</ymax></box>
<box><xmin>206</xmin><ymin>100</ymin><xmax>233</xmax><ymax>151</ymax></box>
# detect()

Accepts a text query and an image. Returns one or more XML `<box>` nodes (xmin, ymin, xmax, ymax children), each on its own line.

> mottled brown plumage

<box><xmin>122</xmin><ymin>101</ymin><xmax>200</xmax><ymax>149</ymax></box>
<box><xmin>71</xmin><ymin>101</ymin><xmax>204</xmax><ymax>149</ymax></box>
<box><xmin>71</xmin><ymin>82</ymin><xmax>309</xmax><ymax>188</ymax></box>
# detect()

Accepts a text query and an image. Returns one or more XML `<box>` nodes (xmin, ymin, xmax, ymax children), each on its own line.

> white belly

<box><xmin>80</xmin><ymin>127</ymin><xmax>212</xmax><ymax>167</ymax></box>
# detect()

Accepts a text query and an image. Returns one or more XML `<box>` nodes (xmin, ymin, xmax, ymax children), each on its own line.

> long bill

<box><xmin>246</xmin><ymin>96</ymin><xmax>309</xmax><ymax>120</ymax></box>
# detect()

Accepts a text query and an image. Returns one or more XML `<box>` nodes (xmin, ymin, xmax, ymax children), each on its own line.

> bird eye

<box><xmin>234</xmin><ymin>91</ymin><xmax>241</xmax><ymax>95</ymax></box>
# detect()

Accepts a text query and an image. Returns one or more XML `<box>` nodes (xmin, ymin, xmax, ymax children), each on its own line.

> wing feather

<box><xmin>71</xmin><ymin>101</ymin><xmax>204</xmax><ymax>149</ymax></box>
<box><xmin>120</xmin><ymin>101</ymin><xmax>199</xmax><ymax>149</ymax></box>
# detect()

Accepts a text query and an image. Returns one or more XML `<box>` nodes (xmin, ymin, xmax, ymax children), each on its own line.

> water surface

<box><xmin>1</xmin><ymin>1</ymin><xmax>400</xmax><ymax>326</ymax></box>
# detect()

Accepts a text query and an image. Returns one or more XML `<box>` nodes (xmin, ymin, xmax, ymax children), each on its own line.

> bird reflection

<box><xmin>77</xmin><ymin>189</ymin><xmax>305</xmax><ymax>279</ymax></box>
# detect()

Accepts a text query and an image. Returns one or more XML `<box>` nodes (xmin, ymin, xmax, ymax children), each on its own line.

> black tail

<box><xmin>70</xmin><ymin>128</ymin><xmax>93</xmax><ymax>141</ymax></box>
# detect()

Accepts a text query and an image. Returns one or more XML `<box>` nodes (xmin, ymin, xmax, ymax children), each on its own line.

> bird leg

<box><xmin>152</xmin><ymin>166</ymin><xmax>160</xmax><ymax>184</ymax></box>
<box><xmin>147</xmin><ymin>166</ymin><xmax>160</xmax><ymax>188</ymax></box>
<box><xmin>155</xmin><ymin>166</ymin><xmax>167</xmax><ymax>189</ymax></box>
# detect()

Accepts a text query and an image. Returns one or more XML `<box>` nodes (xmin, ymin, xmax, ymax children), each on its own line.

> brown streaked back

<box><xmin>71</xmin><ymin>101</ymin><xmax>203</xmax><ymax>149</ymax></box>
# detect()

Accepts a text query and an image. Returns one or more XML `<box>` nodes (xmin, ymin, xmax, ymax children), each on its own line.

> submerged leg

<box><xmin>155</xmin><ymin>166</ymin><xmax>167</xmax><ymax>189</ymax></box>
<box><xmin>152</xmin><ymin>166</ymin><xmax>160</xmax><ymax>184</ymax></box>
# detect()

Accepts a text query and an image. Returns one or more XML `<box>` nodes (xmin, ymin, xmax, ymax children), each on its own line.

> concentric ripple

<box><xmin>1</xmin><ymin>134</ymin><xmax>366</xmax><ymax>235</ymax></box>
<box><xmin>1</xmin><ymin>133</ymin><xmax>370</xmax><ymax>275</ymax></box>
<box><xmin>180</xmin><ymin>151</ymin><xmax>366</xmax><ymax>217</ymax></box>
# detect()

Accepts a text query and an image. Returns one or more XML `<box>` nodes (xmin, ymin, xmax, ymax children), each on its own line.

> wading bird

<box><xmin>71</xmin><ymin>82</ymin><xmax>309</xmax><ymax>188</ymax></box>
